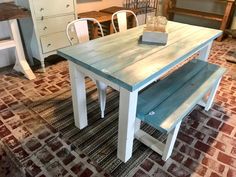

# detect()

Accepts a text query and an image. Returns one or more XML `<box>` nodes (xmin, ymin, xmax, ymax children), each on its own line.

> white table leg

<box><xmin>118</xmin><ymin>87</ymin><xmax>138</xmax><ymax>162</ymax></box>
<box><xmin>68</xmin><ymin>61</ymin><xmax>88</xmax><ymax>129</ymax></box>
<box><xmin>198</xmin><ymin>41</ymin><xmax>213</xmax><ymax>61</ymax></box>
<box><xmin>10</xmin><ymin>19</ymin><xmax>35</xmax><ymax>80</ymax></box>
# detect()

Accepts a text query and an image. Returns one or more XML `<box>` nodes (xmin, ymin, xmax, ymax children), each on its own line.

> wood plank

<box><xmin>80</xmin><ymin>22</ymin><xmax>186</xmax><ymax>64</ymax></box>
<box><xmin>137</xmin><ymin>60</ymin><xmax>207</xmax><ymax>117</ymax></box>
<box><xmin>0</xmin><ymin>2</ymin><xmax>30</xmax><ymax>21</ymax></box>
<box><xmin>58</xmin><ymin>23</ymin><xmax>189</xmax><ymax>74</ymax></box>
<box><xmin>112</xmin><ymin>28</ymin><xmax>222</xmax><ymax>91</ymax></box>
<box><xmin>136</xmin><ymin>60</ymin><xmax>226</xmax><ymax>133</ymax></box>
<box><xmin>91</xmin><ymin>25</ymin><xmax>201</xmax><ymax>71</ymax></box>
<box><xmin>58</xmin><ymin>21</ymin><xmax>187</xmax><ymax>56</ymax></box>
<box><xmin>60</xmin><ymin>22</ymin><xmax>215</xmax><ymax>67</ymax></box>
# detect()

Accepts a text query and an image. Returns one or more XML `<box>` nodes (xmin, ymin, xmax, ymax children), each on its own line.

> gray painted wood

<box><xmin>137</xmin><ymin>60</ymin><xmax>208</xmax><ymax>116</ymax></box>
<box><xmin>58</xmin><ymin>21</ymin><xmax>222</xmax><ymax>91</ymax></box>
<box><xmin>136</xmin><ymin>60</ymin><xmax>226</xmax><ymax>133</ymax></box>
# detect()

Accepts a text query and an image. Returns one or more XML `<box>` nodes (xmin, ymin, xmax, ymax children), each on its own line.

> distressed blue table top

<box><xmin>58</xmin><ymin>21</ymin><xmax>222</xmax><ymax>91</ymax></box>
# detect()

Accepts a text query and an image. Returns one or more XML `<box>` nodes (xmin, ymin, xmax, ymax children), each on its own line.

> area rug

<box><xmin>29</xmin><ymin>77</ymin><xmax>168</xmax><ymax>177</ymax></box>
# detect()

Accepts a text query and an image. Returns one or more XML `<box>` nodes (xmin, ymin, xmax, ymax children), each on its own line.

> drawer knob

<box><xmin>41</xmin><ymin>16</ymin><xmax>44</xmax><ymax>21</ymax></box>
<box><xmin>47</xmin><ymin>44</ymin><xmax>51</xmax><ymax>47</ymax></box>
<box><xmin>70</xmin><ymin>37</ymin><xmax>74</xmax><ymax>41</ymax></box>
<box><xmin>43</xmin><ymin>26</ymin><xmax>47</xmax><ymax>30</ymax></box>
<box><xmin>40</xmin><ymin>8</ymin><xmax>44</xmax><ymax>11</ymax></box>
<box><xmin>66</xmin><ymin>4</ymin><xmax>70</xmax><ymax>8</ymax></box>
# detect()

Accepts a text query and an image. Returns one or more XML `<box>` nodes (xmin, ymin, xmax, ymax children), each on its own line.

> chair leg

<box><xmin>162</xmin><ymin>120</ymin><xmax>181</xmax><ymax>161</ymax></box>
<box><xmin>204</xmin><ymin>77</ymin><xmax>222</xmax><ymax>111</ymax></box>
<box><xmin>96</xmin><ymin>81</ymin><xmax>107</xmax><ymax>118</ymax></box>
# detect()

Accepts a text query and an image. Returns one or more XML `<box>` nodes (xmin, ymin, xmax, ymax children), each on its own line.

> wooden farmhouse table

<box><xmin>58</xmin><ymin>21</ymin><xmax>222</xmax><ymax>162</ymax></box>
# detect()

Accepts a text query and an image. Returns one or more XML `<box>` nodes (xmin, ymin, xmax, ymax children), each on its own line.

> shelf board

<box><xmin>169</xmin><ymin>7</ymin><xmax>224</xmax><ymax>22</ymax></box>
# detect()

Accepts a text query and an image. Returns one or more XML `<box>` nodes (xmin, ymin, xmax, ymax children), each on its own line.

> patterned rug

<box><xmin>29</xmin><ymin>75</ymin><xmax>168</xmax><ymax>176</ymax></box>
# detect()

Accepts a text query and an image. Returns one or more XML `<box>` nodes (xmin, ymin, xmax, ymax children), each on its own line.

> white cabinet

<box><xmin>15</xmin><ymin>0</ymin><xmax>77</xmax><ymax>71</ymax></box>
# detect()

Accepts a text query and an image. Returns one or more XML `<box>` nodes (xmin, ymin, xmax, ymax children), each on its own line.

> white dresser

<box><xmin>15</xmin><ymin>0</ymin><xmax>78</xmax><ymax>71</ymax></box>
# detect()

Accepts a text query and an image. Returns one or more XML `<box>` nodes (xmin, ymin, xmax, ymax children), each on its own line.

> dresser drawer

<box><xmin>40</xmin><ymin>31</ymin><xmax>78</xmax><ymax>53</ymax></box>
<box><xmin>37</xmin><ymin>15</ymin><xmax>75</xmax><ymax>36</ymax></box>
<box><xmin>32</xmin><ymin>0</ymin><xmax>74</xmax><ymax>18</ymax></box>
<box><xmin>40</xmin><ymin>32</ymin><xmax>69</xmax><ymax>53</ymax></box>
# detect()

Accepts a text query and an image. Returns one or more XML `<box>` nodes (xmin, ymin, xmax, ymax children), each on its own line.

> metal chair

<box><xmin>66</xmin><ymin>18</ymin><xmax>107</xmax><ymax>118</ymax></box>
<box><xmin>111</xmin><ymin>10</ymin><xmax>139</xmax><ymax>33</ymax></box>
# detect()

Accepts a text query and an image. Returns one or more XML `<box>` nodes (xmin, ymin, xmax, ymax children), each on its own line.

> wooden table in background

<box><xmin>0</xmin><ymin>2</ymin><xmax>35</xmax><ymax>80</ymax></box>
<box><xmin>78</xmin><ymin>11</ymin><xmax>113</xmax><ymax>38</ymax></box>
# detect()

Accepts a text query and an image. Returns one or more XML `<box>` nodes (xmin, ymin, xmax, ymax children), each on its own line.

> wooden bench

<box><xmin>135</xmin><ymin>59</ymin><xmax>226</xmax><ymax>161</ymax></box>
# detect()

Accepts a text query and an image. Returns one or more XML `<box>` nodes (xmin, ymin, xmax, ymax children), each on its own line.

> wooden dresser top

<box><xmin>0</xmin><ymin>2</ymin><xmax>30</xmax><ymax>22</ymax></box>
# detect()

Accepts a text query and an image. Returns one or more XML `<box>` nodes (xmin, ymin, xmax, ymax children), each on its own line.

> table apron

<box><xmin>73</xmin><ymin>63</ymin><xmax>121</xmax><ymax>91</ymax></box>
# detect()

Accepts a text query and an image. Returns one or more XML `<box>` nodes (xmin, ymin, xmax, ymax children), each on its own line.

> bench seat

<box><xmin>135</xmin><ymin>59</ymin><xmax>226</xmax><ymax>160</ymax></box>
<box><xmin>137</xmin><ymin>59</ymin><xmax>226</xmax><ymax>133</ymax></box>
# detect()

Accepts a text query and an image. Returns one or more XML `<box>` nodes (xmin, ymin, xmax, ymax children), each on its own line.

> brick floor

<box><xmin>0</xmin><ymin>38</ymin><xmax>236</xmax><ymax>177</ymax></box>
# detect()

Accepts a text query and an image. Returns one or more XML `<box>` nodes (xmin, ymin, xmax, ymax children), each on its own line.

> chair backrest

<box><xmin>66</xmin><ymin>18</ymin><xmax>104</xmax><ymax>45</ymax></box>
<box><xmin>111</xmin><ymin>10</ymin><xmax>139</xmax><ymax>33</ymax></box>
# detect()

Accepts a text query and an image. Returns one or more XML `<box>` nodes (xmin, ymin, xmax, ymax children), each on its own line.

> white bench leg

<box><xmin>162</xmin><ymin>121</ymin><xmax>181</xmax><ymax>161</ymax></box>
<box><xmin>68</xmin><ymin>61</ymin><xmax>88</xmax><ymax>129</ymax></box>
<box><xmin>204</xmin><ymin>77</ymin><xmax>222</xmax><ymax>111</ymax></box>
<box><xmin>96</xmin><ymin>81</ymin><xmax>107</xmax><ymax>118</ymax></box>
